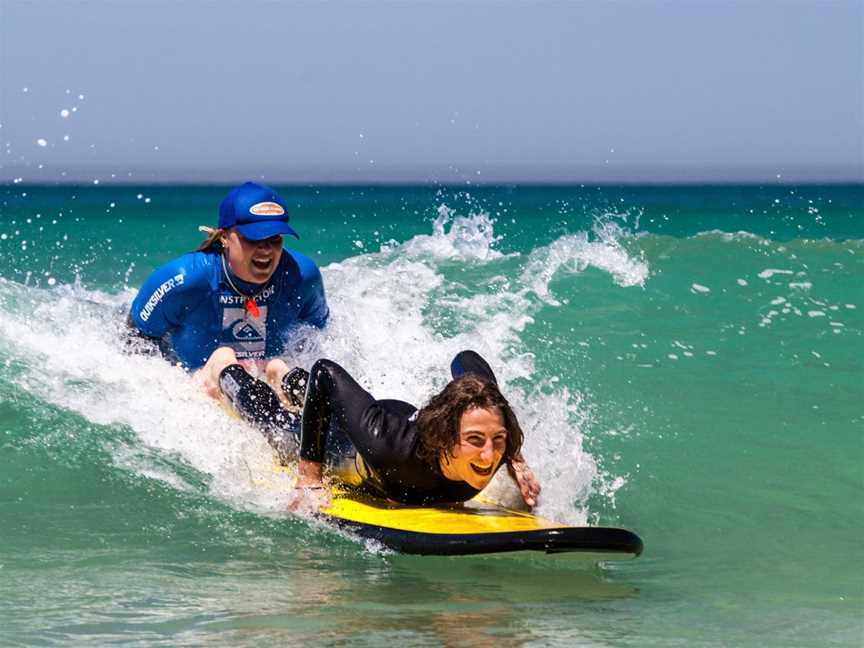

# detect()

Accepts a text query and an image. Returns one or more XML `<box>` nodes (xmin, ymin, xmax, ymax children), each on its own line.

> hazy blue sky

<box><xmin>1</xmin><ymin>1</ymin><xmax>861</xmax><ymax>183</ymax></box>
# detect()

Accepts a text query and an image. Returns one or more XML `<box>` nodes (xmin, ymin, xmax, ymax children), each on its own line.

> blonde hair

<box><xmin>196</xmin><ymin>226</ymin><xmax>225</xmax><ymax>253</ymax></box>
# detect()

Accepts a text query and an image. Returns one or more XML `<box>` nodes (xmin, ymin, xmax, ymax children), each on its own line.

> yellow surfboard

<box><xmin>273</xmin><ymin>465</ymin><xmax>642</xmax><ymax>558</ymax></box>
<box><xmin>230</xmin><ymin>402</ymin><xmax>641</xmax><ymax>558</ymax></box>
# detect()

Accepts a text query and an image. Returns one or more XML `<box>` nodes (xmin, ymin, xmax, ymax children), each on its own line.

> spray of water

<box><xmin>0</xmin><ymin>206</ymin><xmax>648</xmax><ymax>528</ymax></box>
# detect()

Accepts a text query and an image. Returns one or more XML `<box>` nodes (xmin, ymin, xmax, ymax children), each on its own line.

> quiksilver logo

<box><xmin>249</xmin><ymin>201</ymin><xmax>285</xmax><ymax>216</ymax></box>
<box><xmin>139</xmin><ymin>273</ymin><xmax>184</xmax><ymax>322</ymax></box>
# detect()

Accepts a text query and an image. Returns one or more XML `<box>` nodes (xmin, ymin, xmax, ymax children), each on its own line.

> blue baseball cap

<box><xmin>218</xmin><ymin>182</ymin><xmax>299</xmax><ymax>240</ymax></box>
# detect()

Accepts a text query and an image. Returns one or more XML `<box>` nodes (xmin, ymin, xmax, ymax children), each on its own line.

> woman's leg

<box><xmin>265</xmin><ymin>359</ymin><xmax>309</xmax><ymax>413</ymax></box>
<box><xmin>198</xmin><ymin>346</ymin><xmax>241</xmax><ymax>400</ymax></box>
<box><xmin>291</xmin><ymin>359</ymin><xmax>375</xmax><ymax>509</ymax></box>
<box><xmin>196</xmin><ymin>347</ymin><xmax>298</xmax><ymax>462</ymax></box>
<box><xmin>264</xmin><ymin>358</ymin><xmax>291</xmax><ymax>395</ymax></box>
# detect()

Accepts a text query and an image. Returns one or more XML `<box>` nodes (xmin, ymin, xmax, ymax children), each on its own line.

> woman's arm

<box><xmin>289</xmin><ymin>359</ymin><xmax>375</xmax><ymax>511</ymax></box>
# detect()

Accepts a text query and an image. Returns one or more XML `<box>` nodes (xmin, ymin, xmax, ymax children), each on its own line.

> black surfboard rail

<box><xmin>324</xmin><ymin>516</ymin><xmax>644</xmax><ymax>557</ymax></box>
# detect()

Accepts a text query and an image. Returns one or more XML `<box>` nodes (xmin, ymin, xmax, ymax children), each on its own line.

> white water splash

<box><xmin>0</xmin><ymin>210</ymin><xmax>648</xmax><ymax>527</ymax></box>
<box><xmin>0</xmin><ymin>281</ymin><xmax>280</xmax><ymax>516</ymax></box>
<box><xmin>520</xmin><ymin>231</ymin><xmax>648</xmax><ymax>306</ymax></box>
<box><xmin>397</xmin><ymin>204</ymin><xmax>504</xmax><ymax>261</ymax></box>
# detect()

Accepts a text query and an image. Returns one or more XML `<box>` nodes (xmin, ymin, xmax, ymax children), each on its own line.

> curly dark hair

<box><xmin>415</xmin><ymin>374</ymin><xmax>523</xmax><ymax>468</ymax></box>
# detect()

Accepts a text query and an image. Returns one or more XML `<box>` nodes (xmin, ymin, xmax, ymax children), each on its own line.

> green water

<box><xmin>1</xmin><ymin>184</ymin><xmax>862</xmax><ymax>646</ymax></box>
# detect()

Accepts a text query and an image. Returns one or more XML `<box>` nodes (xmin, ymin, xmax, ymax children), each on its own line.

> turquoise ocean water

<box><xmin>1</xmin><ymin>184</ymin><xmax>861</xmax><ymax>646</ymax></box>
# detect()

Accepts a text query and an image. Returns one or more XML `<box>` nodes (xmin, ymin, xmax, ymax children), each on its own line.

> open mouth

<box><xmin>251</xmin><ymin>258</ymin><xmax>272</xmax><ymax>271</ymax></box>
<box><xmin>470</xmin><ymin>463</ymin><xmax>493</xmax><ymax>477</ymax></box>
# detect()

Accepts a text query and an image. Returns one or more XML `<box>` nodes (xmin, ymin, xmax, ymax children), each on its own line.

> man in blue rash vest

<box><xmin>128</xmin><ymin>182</ymin><xmax>328</xmax><ymax>456</ymax></box>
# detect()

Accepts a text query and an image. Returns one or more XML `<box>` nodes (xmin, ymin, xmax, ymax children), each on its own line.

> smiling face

<box><xmin>440</xmin><ymin>406</ymin><xmax>508</xmax><ymax>490</ymax></box>
<box><xmin>221</xmin><ymin>229</ymin><xmax>283</xmax><ymax>283</ymax></box>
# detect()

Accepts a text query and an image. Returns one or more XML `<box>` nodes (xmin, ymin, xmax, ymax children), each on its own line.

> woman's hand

<box><xmin>287</xmin><ymin>459</ymin><xmax>332</xmax><ymax>513</ymax></box>
<box><xmin>507</xmin><ymin>453</ymin><xmax>541</xmax><ymax>509</ymax></box>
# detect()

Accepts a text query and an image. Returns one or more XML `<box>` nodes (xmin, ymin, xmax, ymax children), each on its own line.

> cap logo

<box><xmin>249</xmin><ymin>201</ymin><xmax>285</xmax><ymax>216</ymax></box>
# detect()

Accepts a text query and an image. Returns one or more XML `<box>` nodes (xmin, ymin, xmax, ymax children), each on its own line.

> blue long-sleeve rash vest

<box><xmin>130</xmin><ymin>249</ymin><xmax>329</xmax><ymax>369</ymax></box>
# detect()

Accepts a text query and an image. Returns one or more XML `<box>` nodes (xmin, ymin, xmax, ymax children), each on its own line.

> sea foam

<box><xmin>0</xmin><ymin>208</ymin><xmax>646</xmax><ymax>527</ymax></box>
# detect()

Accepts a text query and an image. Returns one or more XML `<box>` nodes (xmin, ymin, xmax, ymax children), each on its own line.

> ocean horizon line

<box><xmin>1</xmin><ymin>165</ymin><xmax>861</xmax><ymax>187</ymax></box>
<box><xmin>3</xmin><ymin>177</ymin><xmax>862</xmax><ymax>188</ymax></box>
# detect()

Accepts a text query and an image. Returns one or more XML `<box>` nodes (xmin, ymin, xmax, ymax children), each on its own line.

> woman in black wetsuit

<box><xmin>289</xmin><ymin>350</ymin><xmax>541</xmax><ymax>512</ymax></box>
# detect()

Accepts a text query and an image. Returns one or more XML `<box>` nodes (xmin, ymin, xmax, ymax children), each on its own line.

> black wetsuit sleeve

<box><xmin>299</xmin><ymin>359</ymin><xmax>419</xmax><ymax>468</ymax></box>
<box><xmin>450</xmin><ymin>350</ymin><xmax>498</xmax><ymax>384</ymax></box>
<box><xmin>301</xmin><ymin>352</ymin><xmax>499</xmax><ymax>465</ymax></box>
<box><xmin>299</xmin><ymin>359</ymin><xmax>376</xmax><ymax>462</ymax></box>
<box><xmin>301</xmin><ymin>358</ymin><xmax>488</xmax><ymax>504</ymax></box>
